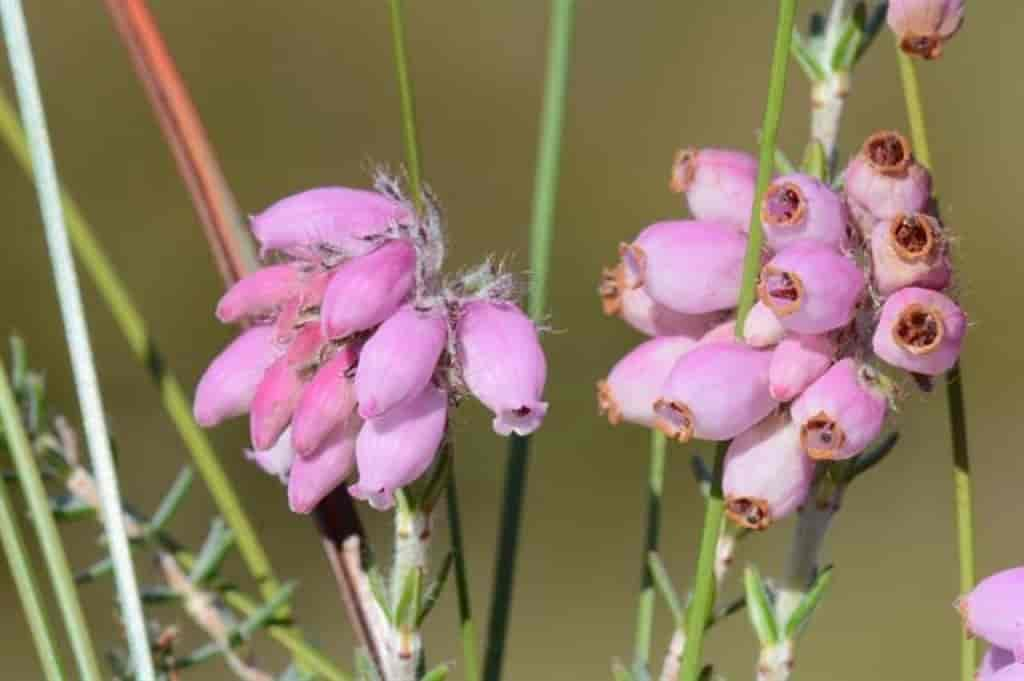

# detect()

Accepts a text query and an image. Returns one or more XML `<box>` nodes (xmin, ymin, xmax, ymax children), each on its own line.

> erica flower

<box><xmin>457</xmin><ymin>300</ymin><xmax>548</xmax><ymax>436</ymax></box>
<box><xmin>758</xmin><ymin>241</ymin><xmax>865</xmax><ymax>334</ymax></box>
<box><xmin>655</xmin><ymin>342</ymin><xmax>776</xmax><ymax>442</ymax></box>
<box><xmin>723</xmin><ymin>413</ymin><xmax>814</xmax><ymax>530</ymax></box>
<box><xmin>598</xmin><ymin>335</ymin><xmax>699</xmax><ymax>428</ymax></box>
<box><xmin>622</xmin><ymin>220</ymin><xmax>748</xmax><ymax>314</ymax></box>
<box><xmin>194</xmin><ymin>325</ymin><xmax>280</xmax><ymax>427</ymax></box>
<box><xmin>872</xmin><ymin>287</ymin><xmax>967</xmax><ymax>375</ymax></box>
<box><xmin>870</xmin><ymin>213</ymin><xmax>951</xmax><ymax>295</ymax></box>
<box><xmin>669</xmin><ymin>147</ymin><xmax>758</xmax><ymax>227</ymax></box>
<box><xmin>768</xmin><ymin>333</ymin><xmax>836</xmax><ymax>402</ymax></box>
<box><xmin>845</xmin><ymin>131</ymin><xmax>933</xmax><ymax>224</ymax></box>
<box><xmin>743</xmin><ymin>301</ymin><xmax>785</xmax><ymax>348</ymax></box>
<box><xmin>959</xmin><ymin>567</ymin><xmax>1024</xmax><ymax>653</ymax></box>
<box><xmin>790</xmin><ymin>359</ymin><xmax>889</xmax><ymax>460</ymax></box>
<box><xmin>250</xmin><ymin>324</ymin><xmax>324</xmax><ymax>451</ymax></box>
<box><xmin>321</xmin><ymin>239</ymin><xmax>417</xmax><ymax>339</ymax></box>
<box><xmin>978</xmin><ymin>648</ymin><xmax>1016</xmax><ymax>681</ymax></box>
<box><xmin>288</xmin><ymin>416</ymin><xmax>360</xmax><ymax>514</ymax></box>
<box><xmin>216</xmin><ymin>264</ymin><xmax>304</xmax><ymax>323</ymax></box>
<box><xmin>291</xmin><ymin>345</ymin><xmax>359</xmax><ymax>456</ymax></box>
<box><xmin>761</xmin><ymin>173</ymin><xmax>848</xmax><ymax>251</ymax></box>
<box><xmin>600</xmin><ymin>263</ymin><xmax>720</xmax><ymax>337</ymax></box>
<box><xmin>887</xmin><ymin>0</ymin><xmax>965</xmax><ymax>59</ymax></box>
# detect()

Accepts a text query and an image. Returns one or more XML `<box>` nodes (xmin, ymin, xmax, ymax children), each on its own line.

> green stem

<box><xmin>0</xmin><ymin>360</ymin><xmax>103</xmax><ymax>681</ymax></box>
<box><xmin>632</xmin><ymin>431</ymin><xmax>667</xmax><ymax>668</ymax></box>
<box><xmin>483</xmin><ymin>5</ymin><xmax>574</xmax><ymax>680</ymax></box>
<box><xmin>0</xmin><ymin>89</ymin><xmax>285</xmax><ymax>607</ymax></box>
<box><xmin>679</xmin><ymin>2</ymin><xmax>797</xmax><ymax>679</ymax></box>
<box><xmin>896</xmin><ymin>48</ymin><xmax>975</xmax><ymax>681</ymax></box>
<box><xmin>0</xmin><ymin>449</ymin><xmax>65</xmax><ymax>681</ymax></box>
<box><xmin>446</xmin><ymin>469</ymin><xmax>480</xmax><ymax>681</ymax></box>
<box><xmin>388</xmin><ymin>0</ymin><xmax>424</xmax><ymax>208</ymax></box>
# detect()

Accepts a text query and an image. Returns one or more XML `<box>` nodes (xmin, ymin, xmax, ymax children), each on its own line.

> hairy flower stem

<box><xmin>810</xmin><ymin>1</ymin><xmax>851</xmax><ymax>175</ymax></box>
<box><xmin>679</xmin><ymin>2</ymin><xmax>798</xmax><ymax>679</ymax></box>
<box><xmin>897</xmin><ymin>48</ymin><xmax>975</xmax><ymax>681</ymax></box>
<box><xmin>386</xmin><ymin>501</ymin><xmax>432</xmax><ymax>680</ymax></box>
<box><xmin>633</xmin><ymin>431</ymin><xmax>668</xmax><ymax>668</ymax></box>
<box><xmin>0</xmin><ymin>3</ymin><xmax>155</xmax><ymax>676</ymax></box>
<box><xmin>483</xmin><ymin>4</ymin><xmax>575</xmax><ymax>680</ymax></box>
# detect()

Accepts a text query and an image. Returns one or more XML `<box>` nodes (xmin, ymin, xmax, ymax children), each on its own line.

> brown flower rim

<box><xmin>800</xmin><ymin>411</ymin><xmax>847</xmax><ymax>460</ymax></box>
<box><xmin>888</xmin><ymin>213</ymin><xmax>939</xmax><ymax>263</ymax></box>
<box><xmin>757</xmin><ymin>265</ymin><xmax>804</xmax><ymax>317</ymax></box>
<box><xmin>669</xmin><ymin>147</ymin><xmax>697</xmax><ymax>194</ymax></box>
<box><xmin>893</xmin><ymin>303</ymin><xmax>945</xmax><ymax>356</ymax></box>
<box><xmin>726</xmin><ymin>496</ymin><xmax>771</xmax><ymax>531</ymax></box>
<box><xmin>617</xmin><ymin>242</ymin><xmax>647</xmax><ymax>290</ymax></box>
<box><xmin>761</xmin><ymin>181</ymin><xmax>807</xmax><ymax>228</ymax></box>
<box><xmin>900</xmin><ymin>32</ymin><xmax>943</xmax><ymax>60</ymax></box>
<box><xmin>862</xmin><ymin>130</ymin><xmax>912</xmax><ymax>177</ymax></box>
<box><xmin>653</xmin><ymin>399</ymin><xmax>694</xmax><ymax>443</ymax></box>
<box><xmin>596</xmin><ymin>380</ymin><xmax>622</xmax><ymax>426</ymax></box>
<box><xmin>599</xmin><ymin>264</ymin><xmax>625</xmax><ymax>316</ymax></box>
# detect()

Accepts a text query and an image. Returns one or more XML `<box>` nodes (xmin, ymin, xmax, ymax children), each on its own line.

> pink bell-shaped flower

<box><xmin>321</xmin><ymin>239</ymin><xmax>417</xmax><ymax>339</ymax></box>
<box><xmin>761</xmin><ymin>173</ymin><xmax>848</xmax><ymax>252</ymax></box>
<box><xmin>194</xmin><ymin>325</ymin><xmax>280</xmax><ymax>427</ymax></box>
<box><xmin>768</xmin><ymin>333</ymin><xmax>836</xmax><ymax>402</ymax></box>
<box><xmin>600</xmin><ymin>263</ymin><xmax>720</xmax><ymax>337</ymax></box>
<box><xmin>845</xmin><ymin>131</ymin><xmax>932</xmax><ymax>223</ymax></box>
<box><xmin>872</xmin><ymin>287</ymin><xmax>966</xmax><ymax>375</ymax></box>
<box><xmin>288</xmin><ymin>417</ymin><xmax>360</xmax><ymax>514</ymax></box>
<box><xmin>250</xmin><ymin>324</ymin><xmax>324</xmax><ymax>450</ymax></box>
<box><xmin>669</xmin><ymin>147</ymin><xmax>757</xmax><ymax>228</ymax></box>
<box><xmin>888</xmin><ymin>0</ymin><xmax>965</xmax><ymax>59</ymax></box>
<box><xmin>216</xmin><ymin>264</ymin><xmax>304</xmax><ymax>324</ymax></box>
<box><xmin>598</xmin><ymin>336</ymin><xmax>699</xmax><ymax>428</ymax></box>
<box><xmin>870</xmin><ymin>213</ymin><xmax>951</xmax><ymax>295</ymax></box>
<box><xmin>959</xmin><ymin>567</ymin><xmax>1024</xmax><ymax>655</ymax></box>
<box><xmin>291</xmin><ymin>345</ymin><xmax>359</xmax><ymax>456</ymax></box>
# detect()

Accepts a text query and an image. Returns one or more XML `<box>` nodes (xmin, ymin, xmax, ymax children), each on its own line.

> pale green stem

<box><xmin>897</xmin><ymin>47</ymin><xmax>975</xmax><ymax>681</ymax></box>
<box><xmin>0</xmin><ymin>2</ymin><xmax>154</xmax><ymax>676</ymax></box>
<box><xmin>679</xmin><ymin>1</ymin><xmax>798</xmax><ymax>679</ymax></box>
<box><xmin>633</xmin><ymin>431</ymin><xmax>667</xmax><ymax>668</ymax></box>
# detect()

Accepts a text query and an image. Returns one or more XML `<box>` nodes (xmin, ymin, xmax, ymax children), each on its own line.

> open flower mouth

<box><xmin>762</xmin><ymin>182</ymin><xmax>807</xmax><ymax>227</ymax></box>
<box><xmin>900</xmin><ymin>32</ymin><xmax>942</xmax><ymax>60</ymax></box>
<box><xmin>757</xmin><ymin>266</ymin><xmax>803</xmax><ymax>317</ymax></box>
<box><xmin>617</xmin><ymin>242</ymin><xmax>647</xmax><ymax>290</ymax></box>
<box><xmin>596</xmin><ymin>380</ymin><xmax>622</xmax><ymax>425</ymax></box>
<box><xmin>801</xmin><ymin>412</ymin><xmax>846</xmax><ymax>459</ymax></box>
<box><xmin>669</xmin><ymin>147</ymin><xmax>698</xmax><ymax>193</ymax></box>
<box><xmin>599</xmin><ymin>264</ymin><xmax>626</xmax><ymax>316</ymax></box>
<box><xmin>864</xmin><ymin>131</ymin><xmax>911</xmax><ymax>176</ymax></box>
<box><xmin>726</xmin><ymin>496</ymin><xmax>770</xmax><ymax>530</ymax></box>
<box><xmin>893</xmin><ymin>303</ymin><xmax>944</xmax><ymax>355</ymax></box>
<box><xmin>653</xmin><ymin>399</ymin><xmax>694</xmax><ymax>443</ymax></box>
<box><xmin>889</xmin><ymin>214</ymin><xmax>938</xmax><ymax>262</ymax></box>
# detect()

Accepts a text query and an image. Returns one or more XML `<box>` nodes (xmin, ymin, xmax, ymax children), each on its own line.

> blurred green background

<box><xmin>0</xmin><ymin>2</ymin><xmax>1018</xmax><ymax>679</ymax></box>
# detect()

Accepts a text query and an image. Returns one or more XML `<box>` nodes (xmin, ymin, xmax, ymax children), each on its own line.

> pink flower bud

<box><xmin>791</xmin><ymin>359</ymin><xmax>888</xmax><ymax>460</ymax></box>
<box><xmin>251</xmin><ymin>187</ymin><xmax>412</xmax><ymax>258</ymax></box>
<box><xmin>288</xmin><ymin>417</ymin><xmax>360</xmax><ymax>514</ymax></box>
<box><xmin>274</xmin><ymin>270</ymin><xmax>333</xmax><ymax>343</ymax></box>
<box><xmin>872</xmin><ymin>287</ymin><xmax>966</xmax><ymax>375</ymax></box>
<box><xmin>321</xmin><ymin>240</ymin><xmax>417</xmax><ymax>339</ymax></box>
<box><xmin>978</xmin><ymin>648</ymin><xmax>1016</xmax><ymax>681</ymax></box>
<box><xmin>600</xmin><ymin>263</ymin><xmax>720</xmax><ymax>337</ymax></box>
<box><xmin>743</xmin><ymin>301</ymin><xmax>785</xmax><ymax>348</ymax></box>
<box><xmin>769</xmin><ymin>333</ymin><xmax>836</xmax><ymax>402</ymax></box>
<box><xmin>349</xmin><ymin>386</ymin><xmax>448</xmax><ymax>510</ymax></box>
<box><xmin>623</xmin><ymin>220</ymin><xmax>748</xmax><ymax>314</ymax></box>
<box><xmin>888</xmin><ymin>0</ymin><xmax>965</xmax><ymax>60</ymax></box>
<box><xmin>356</xmin><ymin>304</ymin><xmax>447</xmax><ymax>418</ymax></box>
<box><xmin>194</xmin><ymin>325</ymin><xmax>280</xmax><ymax>427</ymax></box>
<box><xmin>845</xmin><ymin>131</ymin><xmax>932</xmax><ymax>222</ymax></box>
<box><xmin>457</xmin><ymin>301</ymin><xmax>548</xmax><ymax>436</ymax></box>
<box><xmin>597</xmin><ymin>336</ymin><xmax>699</xmax><ymax>428</ymax></box>
<box><xmin>758</xmin><ymin>242</ymin><xmax>865</xmax><ymax>334</ymax></box>
<box><xmin>989</xmin><ymin>665</ymin><xmax>1024</xmax><ymax>681</ymax></box>
<box><xmin>291</xmin><ymin>345</ymin><xmax>359</xmax><ymax>456</ymax></box>
<box><xmin>669</xmin><ymin>148</ymin><xmax>757</xmax><ymax>227</ymax></box>
<box><xmin>723</xmin><ymin>413</ymin><xmax>815</xmax><ymax>530</ymax></box>
<box><xmin>654</xmin><ymin>342</ymin><xmax>776</xmax><ymax>442</ymax></box>
<box><xmin>959</xmin><ymin>568</ymin><xmax>1024</xmax><ymax>654</ymax></box>
<box><xmin>245</xmin><ymin>427</ymin><xmax>295</xmax><ymax>482</ymax></box>
<box><xmin>700</xmin><ymin>318</ymin><xmax>741</xmax><ymax>345</ymax></box>
<box><xmin>250</xmin><ymin>324</ymin><xmax>324</xmax><ymax>450</ymax></box>
<box><xmin>761</xmin><ymin>174</ymin><xmax>848</xmax><ymax>251</ymax></box>
<box><xmin>870</xmin><ymin>214</ymin><xmax>951</xmax><ymax>296</ymax></box>
<box><xmin>215</xmin><ymin>264</ymin><xmax>304</xmax><ymax>324</ymax></box>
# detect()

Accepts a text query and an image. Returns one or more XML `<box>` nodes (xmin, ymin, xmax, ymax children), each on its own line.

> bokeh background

<box><xmin>0</xmin><ymin>2</ymin><xmax>1019</xmax><ymax>680</ymax></box>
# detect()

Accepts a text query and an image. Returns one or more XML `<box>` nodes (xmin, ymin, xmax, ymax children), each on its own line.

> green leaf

<box><xmin>146</xmin><ymin>466</ymin><xmax>194</xmax><ymax>535</ymax></box>
<box><xmin>417</xmin><ymin>551</ymin><xmax>453</xmax><ymax>626</ymax></box>
<box><xmin>231</xmin><ymin>580</ymin><xmax>297</xmax><ymax>643</ymax></box>
<box><xmin>648</xmin><ymin>552</ymin><xmax>685</xmax><ymax>628</ymax></box>
<box><xmin>774</xmin><ymin>147</ymin><xmax>798</xmax><ymax>176</ymax></box>
<box><xmin>791</xmin><ymin>29</ymin><xmax>827</xmax><ymax>82</ymax></box>
<box><xmin>847</xmin><ymin>432</ymin><xmax>900</xmax><ymax>482</ymax></box>
<box><xmin>830</xmin><ymin>3</ymin><xmax>867</xmax><ymax>71</ymax></box>
<box><xmin>710</xmin><ymin>593</ymin><xmax>747</xmax><ymax>629</ymax></box>
<box><xmin>368</xmin><ymin>565</ymin><xmax>391</xmax><ymax>623</ymax></box>
<box><xmin>189</xmin><ymin>517</ymin><xmax>235</xmax><ymax>584</ymax></box>
<box><xmin>140</xmin><ymin>586</ymin><xmax>181</xmax><ymax>604</ymax></box>
<box><xmin>743</xmin><ymin>565</ymin><xmax>779</xmax><ymax>646</ymax></box>
<box><xmin>784</xmin><ymin>565</ymin><xmax>834</xmax><ymax>638</ymax></box>
<box><xmin>8</xmin><ymin>336</ymin><xmax>27</xmax><ymax>394</ymax></box>
<box><xmin>420</xmin><ymin>664</ymin><xmax>449</xmax><ymax>681</ymax></box>
<box><xmin>75</xmin><ymin>556</ymin><xmax>113</xmax><ymax>584</ymax></box>
<box><xmin>393</xmin><ymin>568</ymin><xmax>421</xmax><ymax>629</ymax></box>
<box><xmin>173</xmin><ymin>641</ymin><xmax>224</xmax><ymax>669</ymax></box>
<box><xmin>50</xmin><ymin>493</ymin><xmax>95</xmax><ymax>521</ymax></box>
<box><xmin>800</xmin><ymin>140</ymin><xmax>827</xmax><ymax>181</ymax></box>
<box><xmin>854</xmin><ymin>2</ymin><xmax>891</xmax><ymax>63</ymax></box>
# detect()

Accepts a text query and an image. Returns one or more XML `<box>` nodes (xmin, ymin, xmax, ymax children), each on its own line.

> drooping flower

<box><xmin>288</xmin><ymin>417</ymin><xmax>360</xmax><ymax>514</ymax></box>
<box><xmin>790</xmin><ymin>359</ymin><xmax>889</xmax><ymax>460</ymax></box>
<box><xmin>349</xmin><ymin>385</ymin><xmax>448</xmax><ymax>510</ymax></box>
<box><xmin>669</xmin><ymin>147</ymin><xmax>758</xmax><ymax>227</ymax></box>
<box><xmin>758</xmin><ymin>241</ymin><xmax>865</xmax><ymax>334</ymax></box>
<box><xmin>291</xmin><ymin>345</ymin><xmax>359</xmax><ymax>456</ymax></box>
<box><xmin>845</xmin><ymin>131</ymin><xmax>933</xmax><ymax>225</ymax></box>
<box><xmin>216</xmin><ymin>264</ymin><xmax>304</xmax><ymax>323</ymax></box>
<box><xmin>870</xmin><ymin>213</ymin><xmax>951</xmax><ymax>295</ymax></box>
<box><xmin>250</xmin><ymin>324</ymin><xmax>325</xmax><ymax>451</ymax></box>
<box><xmin>457</xmin><ymin>300</ymin><xmax>548</xmax><ymax>436</ymax></box>
<box><xmin>872</xmin><ymin>287</ymin><xmax>967</xmax><ymax>375</ymax></box>
<box><xmin>887</xmin><ymin>0</ymin><xmax>965</xmax><ymax>59</ymax></box>
<box><xmin>768</xmin><ymin>333</ymin><xmax>836</xmax><ymax>402</ymax></box>
<box><xmin>600</xmin><ymin>263</ymin><xmax>720</xmax><ymax>337</ymax></box>
<box><xmin>959</xmin><ymin>567</ymin><xmax>1024</xmax><ymax>654</ymax></box>
<box><xmin>598</xmin><ymin>335</ymin><xmax>699</xmax><ymax>428</ymax></box>
<box><xmin>655</xmin><ymin>342</ymin><xmax>776</xmax><ymax>442</ymax></box>
<box><xmin>245</xmin><ymin>427</ymin><xmax>295</xmax><ymax>483</ymax></box>
<box><xmin>621</xmin><ymin>220</ymin><xmax>748</xmax><ymax>314</ymax></box>
<box><xmin>761</xmin><ymin>173</ymin><xmax>848</xmax><ymax>251</ymax></box>
<box><xmin>743</xmin><ymin>301</ymin><xmax>786</xmax><ymax>348</ymax></box>
<box><xmin>723</xmin><ymin>412</ymin><xmax>815</xmax><ymax>530</ymax></box>
<box><xmin>194</xmin><ymin>325</ymin><xmax>280</xmax><ymax>427</ymax></box>
<box><xmin>321</xmin><ymin>239</ymin><xmax>417</xmax><ymax>339</ymax></box>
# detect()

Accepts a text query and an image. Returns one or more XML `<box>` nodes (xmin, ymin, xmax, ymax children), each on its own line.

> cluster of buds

<box><xmin>599</xmin><ymin>130</ymin><xmax>966</xmax><ymax>530</ymax></box>
<box><xmin>959</xmin><ymin>567</ymin><xmax>1024</xmax><ymax>680</ymax></box>
<box><xmin>194</xmin><ymin>174</ymin><xmax>547</xmax><ymax>512</ymax></box>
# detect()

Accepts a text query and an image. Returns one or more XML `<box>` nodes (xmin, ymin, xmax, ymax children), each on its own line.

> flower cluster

<box><xmin>194</xmin><ymin>175</ymin><xmax>547</xmax><ymax>511</ymax></box>
<box><xmin>888</xmin><ymin>0</ymin><xmax>965</xmax><ymax>60</ymax></box>
<box><xmin>960</xmin><ymin>568</ymin><xmax>1024</xmax><ymax>680</ymax></box>
<box><xmin>598</xmin><ymin>131</ymin><xmax>966</xmax><ymax>530</ymax></box>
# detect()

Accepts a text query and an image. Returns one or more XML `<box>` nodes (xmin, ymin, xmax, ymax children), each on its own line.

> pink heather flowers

<box><xmin>598</xmin><ymin>130</ymin><xmax>968</xmax><ymax>530</ymax></box>
<box><xmin>887</xmin><ymin>0</ymin><xmax>965</xmax><ymax>60</ymax></box>
<box><xmin>959</xmin><ymin>567</ymin><xmax>1024</xmax><ymax>679</ymax></box>
<box><xmin>195</xmin><ymin>174</ymin><xmax>547</xmax><ymax>512</ymax></box>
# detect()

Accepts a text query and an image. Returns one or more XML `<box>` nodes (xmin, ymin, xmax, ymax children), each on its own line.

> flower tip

<box><xmin>492</xmin><ymin>401</ymin><xmax>548</xmax><ymax>436</ymax></box>
<box><xmin>348</xmin><ymin>483</ymin><xmax>395</xmax><ymax>511</ymax></box>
